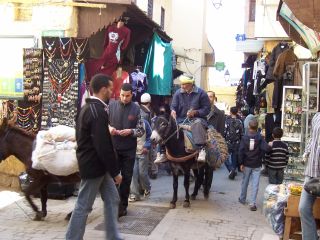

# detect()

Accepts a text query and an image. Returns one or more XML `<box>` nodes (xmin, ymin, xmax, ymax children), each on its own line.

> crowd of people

<box><xmin>65</xmin><ymin>73</ymin><xmax>319</xmax><ymax>240</ymax></box>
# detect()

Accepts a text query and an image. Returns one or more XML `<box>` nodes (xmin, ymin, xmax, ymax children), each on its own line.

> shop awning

<box><xmin>235</xmin><ymin>39</ymin><xmax>265</xmax><ymax>53</ymax></box>
<box><xmin>284</xmin><ymin>0</ymin><xmax>320</xmax><ymax>33</ymax></box>
<box><xmin>278</xmin><ymin>1</ymin><xmax>320</xmax><ymax>57</ymax></box>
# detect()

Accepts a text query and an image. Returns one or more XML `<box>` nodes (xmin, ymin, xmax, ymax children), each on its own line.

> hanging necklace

<box><xmin>45</xmin><ymin>39</ymin><xmax>55</xmax><ymax>51</ymax></box>
<box><xmin>48</xmin><ymin>59</ymin><xmax>74</xmax><ymax>80</ymax></box>
<box><xmin>60</xmin><ymin>38</ymin><xmax>72</xmax><ymax>67</ymax></box>
<box><xmin>72</xmin><ymin>38</ymin><xmax>88</xmax><ymax>62</ymax></box>
<box><xmin>45</xmin><ymin>47</ymin><xmax>57</xmax><ymax>63</ymax></box>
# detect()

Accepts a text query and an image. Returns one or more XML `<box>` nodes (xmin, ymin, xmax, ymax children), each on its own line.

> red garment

<box><xmin>111</xmin><ymin>70</ymin><xmax>130</xmax><ymax>99</ymax></box>
<box><xmin>85</xmin><ymin>25</ymin><xmax>131</xmax><ymax>80</ymax></box>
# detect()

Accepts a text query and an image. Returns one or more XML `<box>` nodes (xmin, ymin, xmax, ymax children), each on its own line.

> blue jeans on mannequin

<box><xmin>299</xmin><ymin>177</ymin><xmax>319</xmax><ymax>240</ymax></box>
<box><xmin>66</xmin><ymin>173</ymin><xmax>121</xmax><ymax>240</ymax></box>
<box><xmin>239</xmin><ymin>167</ymin><xmax>261</xmax><ymax>206</ymax></box>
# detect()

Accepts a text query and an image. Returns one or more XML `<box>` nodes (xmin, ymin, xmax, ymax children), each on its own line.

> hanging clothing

<box><xmin>266</xmin><ymin>83</ymin><xmax>275</xmax><ymax>114</ymax></box>
<box><xmin>85</xmin><ymin>24</ymin><xmax>131</xmax><ymax>80</ymax></box>
<box><xmin>272</xmin><ymin>49</ymin><xmax>298</xmax><ymax>109</ymax></box>
<box><xmin>131</xmin><ymin>71</ymin><xmax>148</xmax><ymax>102</ymax></box>
<box><xmin>111</xmin><ymin>69</ymin><xmax>130</xmax><ymax>100</ymax></box>
<box><xmin>253</xmin><ymin>59</ymin><xmax>266</xmax><ymax>95</ymax></box>
<box><xmin>144</xmin><ymin>33</ymin><xmax>173</xmax><ymax>96</ymax></box>
<box><xmin>266</xmin><ymin>43</ymin><xmax>289</xmax><ymax>80</ymax></box>
<box><xmin>134</xmin><ymin>41</ymin><xmax>150</xmax><ymax>67</ymax></box>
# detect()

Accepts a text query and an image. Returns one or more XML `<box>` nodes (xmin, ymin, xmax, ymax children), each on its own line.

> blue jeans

<box><xmin>239</xmin><ymin>166</ymin><xmax>261</xmax><ymax>206</ymax></box>
<box><xmin>66</xmin><ymin>173</ymin><xmax>121</xmax><ymax>240</ymax></box>
<box><xmin>225</xmin><ymin>145</ymin><xmax>239</xmax><ymax>172</ymax></box>
<box><xmin>130</xmin><ymin>154</ymin><xmax>151</xmax><ymax>198</ymax></box>
<box><xmin>299</xmin><ymin>177</ymin><xmax>319</xmax><ymax>240</ymax></box>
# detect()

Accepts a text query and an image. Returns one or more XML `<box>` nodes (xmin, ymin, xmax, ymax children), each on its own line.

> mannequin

<box><xmin>85</xmin><ymin>18</ymin><xmax>131</xmax><ymax>80</ymax></box>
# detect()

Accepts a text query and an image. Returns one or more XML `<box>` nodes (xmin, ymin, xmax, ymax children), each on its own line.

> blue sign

<box><xmin>236</xmin><ymin>34</ymin><xmax>246</xmax><ymax>41</ymax></box>
<box><xmin>15</xmin><ymin>78</ymin><xmax>23</xmax><ymax>92</ymax></box>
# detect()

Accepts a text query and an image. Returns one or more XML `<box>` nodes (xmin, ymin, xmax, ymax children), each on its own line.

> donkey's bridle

<box><xmin>0</xmin><ymin>129</ymin><xmax>11</xmax><ymax>161</ymax></box>
<box><xmin>157</xmin><ymin>116</ymin><xmax>179</xmax><ymax>145</ymax></box>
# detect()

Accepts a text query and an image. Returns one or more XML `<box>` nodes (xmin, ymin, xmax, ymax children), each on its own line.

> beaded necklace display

<box><xmin>44</xmin><ymin>47</ymin><xmax>57</xmax><ymax>63</ymax></box>
<box><xmin>45</xmin><ymin>39</ymin><xmax>55</xmax><ymax>51</ymax></box>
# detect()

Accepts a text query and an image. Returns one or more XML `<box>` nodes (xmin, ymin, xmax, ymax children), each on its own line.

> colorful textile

<box><xmin>111</xmin><ymin>69</ymin><xmax>129</xmax><ymax>100</ymax></box>
<box><xmin>144</xmin><ymin>33</ymin><xmax>172</xmax><ymax>95</ymax></box>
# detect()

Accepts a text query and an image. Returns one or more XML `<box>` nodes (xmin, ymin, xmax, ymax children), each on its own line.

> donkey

<box><xmin>151</xmin><ymin>114</ymin><xmax>203</xmax><ymax>209</ymax></box>
<box><xmin>0</xmin><ymin>118</ymin><xmax>79</xmax><ymax>220</ymax></box>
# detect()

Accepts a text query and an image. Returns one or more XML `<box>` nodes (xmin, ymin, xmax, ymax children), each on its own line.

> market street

<box><xmin>0</xmin><ymin>166</ymin><xmax>278</xmax><ymax>240</ymax></box>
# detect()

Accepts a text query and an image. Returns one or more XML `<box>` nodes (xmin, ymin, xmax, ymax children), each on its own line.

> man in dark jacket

<box><xmin>109</xmin><ymin>83</ymin><xmax>145</xmax><ymax>217</ymax></box>
<box><xmin>224</xmin><ymin>107</ymin><xmax>243</xmax><ymax>179</ymax></box>
<box><xmin>238</xmin><ymin>120</ymin><xmax>270</xmax><ymax>211</ymax></box>
<box><xmin>171</xmin><ymin>75</ymin><xmax>211</xmax><ymax>162</ymax></box>
<box><xmin>192</xmin><ymin>91</ymin><xmax>225</xmax><ymax>199</ymax></box>
<box><xmin>66</xmin><ymin>74</ymin><xmax>122</xmax><ymax>240</ymax></box>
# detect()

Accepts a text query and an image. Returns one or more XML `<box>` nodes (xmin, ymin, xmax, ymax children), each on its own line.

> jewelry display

<box><xmin>41</xmin><ymin>59</ymin><xmax>79</xmax><ymax>129</ymax></box>
<box><xmin>43</xmin><ymin>37</ymin><xmax>89</xmax><ymax>63</ymax></box>
<box><xmin>23</xmin><ymin>49</ymin><xmax>43</xmax><ymax>103</ymax></box>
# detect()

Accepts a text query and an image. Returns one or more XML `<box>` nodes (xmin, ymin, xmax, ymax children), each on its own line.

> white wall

<box><xmin>168</xmin><ymin>0</ymin><xmax>207</xmax><ymax>87</ymax></box>
<box><xmin>255</xmin><ymin>0</ymin><xmax>288</xmax><ymax>39</ymax></box>
<box><xmin>0</xmin><ymin>4</ymin><xmax>78</xmax><ymax>40</ymax></box>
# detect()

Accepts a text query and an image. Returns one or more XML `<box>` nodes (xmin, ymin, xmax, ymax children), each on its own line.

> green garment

<box><xmin>144</xmin><ymin>33</ymin><xmax>172</xmax><ymax>95</ymax></box>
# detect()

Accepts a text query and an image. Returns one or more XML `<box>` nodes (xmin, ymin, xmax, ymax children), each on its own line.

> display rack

<box><xmin>281</xmin><ymin>86</ymin><xmax>303</xmax><ymax>143</ymax></box>
<box><xmin>281</xmin><ymin>86</ymin><xmax>304</xmax><ymax>182</ymax></box>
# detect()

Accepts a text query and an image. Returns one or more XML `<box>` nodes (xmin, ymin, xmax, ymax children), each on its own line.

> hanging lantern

<box><xmin>211</xmin><ymin>0</ymin><xmax>222</xmax><ymax>9</ymax></box>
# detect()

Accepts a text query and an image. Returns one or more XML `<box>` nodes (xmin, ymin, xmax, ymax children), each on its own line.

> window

<box><xmin>148</xmin><ymin>0</ymin><xmax>153</xmax><ymax>18</ymax></box>
<box><xmin>249</xmin><ymin>0</ymin><xmax>256</xmax><ymax>22</ymax></box>
<box><xmin>161</xmin><ymin>7</ymin><xmax>165</xmax><ymax>29</ymax></box>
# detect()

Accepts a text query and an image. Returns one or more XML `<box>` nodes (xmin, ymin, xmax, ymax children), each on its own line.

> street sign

<box><xmin>214</xmin><ymin>62</ymin><xmax>226</xmax><ymax>71</ymax></box>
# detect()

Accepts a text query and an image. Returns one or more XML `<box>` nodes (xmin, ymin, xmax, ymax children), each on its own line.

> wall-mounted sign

<box><xmin>214</xmin><ymin>62</ymin><xmax>226</xmax><ymax>72</ymax></box>
<box><xmin>235</xmin><ymin>34</ymin><xmax>246</xmax><ymax>41</ymax></box>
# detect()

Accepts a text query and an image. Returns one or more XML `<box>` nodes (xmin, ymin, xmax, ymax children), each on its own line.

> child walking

<box><xmin>265</xmin><ymin>127</ymin><xmax>289</xmax><ymax>184</ymax></box>
<box><xmin>238</xmin><ymin>120</ymin><xmax>270</xmax><ymax>211</ymax></box>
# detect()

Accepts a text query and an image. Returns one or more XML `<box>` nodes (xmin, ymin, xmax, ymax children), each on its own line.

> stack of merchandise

<box><xmin>263</xmin><ymin>184</ymin><xmax>288</xmax><ymax>236</ymax></box>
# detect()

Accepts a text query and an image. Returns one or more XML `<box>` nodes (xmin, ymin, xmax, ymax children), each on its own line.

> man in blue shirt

<box><xmin>170</xmin><ymin>75</ymin><xmax>211</xmax><ymax>162</ymax></box>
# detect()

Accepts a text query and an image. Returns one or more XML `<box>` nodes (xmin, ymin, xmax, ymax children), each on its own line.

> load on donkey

<box><xmin>0</xmin><ymin>117</ymin><xmax>79</xmax><ymax>220</ymax></box>
<box><xmin>151</xmin><ymin>74</ymin><xmax>228</xmax><ymax>209</ymax></box>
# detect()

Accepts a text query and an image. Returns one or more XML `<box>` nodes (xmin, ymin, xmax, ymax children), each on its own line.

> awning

<box><xmin>278</xmin><ymin>1</ymin><xmax>320</xmax><ymax>57</ymax></box>
<box><xmin>235</xmin><ymin>39</ymin><xmax>264</xmax><ymax>53</ymax></box>
<box><xmin>284</xmin><ymin>0</ymin><xmax>320</xmax><ymax>33</ymax></box>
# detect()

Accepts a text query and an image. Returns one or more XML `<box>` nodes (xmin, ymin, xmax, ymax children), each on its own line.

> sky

<box><xmin>206</xmin><ymin>0</ymin><xmax>246</xmax><ymax>86</ymax></box>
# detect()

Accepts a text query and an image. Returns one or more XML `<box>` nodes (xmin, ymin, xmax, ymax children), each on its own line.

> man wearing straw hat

<box><xmin>170</xmin><ymin>74</ymin><xmax>211</xmax><ymax>162</ymax></box>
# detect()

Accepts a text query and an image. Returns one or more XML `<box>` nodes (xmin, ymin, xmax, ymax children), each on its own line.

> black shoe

<box><xmin>118</xmin><ymin>208</ymin><xmax>127</xmax><ymax>218</ymax></box>
<box><xmin>203</xmin><ymin>191</ymin><xmax>209</xmax><ymax>199</ymax></box>
<box><xmin>250</xmin><ymin>205</ymin><xmax>257</xmax><ymax>211</ymax></box>
<box><xmin>229</xmin><ymin>170</ymin><xmax>236</xmax><ymax>180</ymax></box>
<box><xmin>190</xmin><ymin>193</ymin><xmax>197</xmax><ymax>200</ymax></box>
<box><xmin>150</xmin><ymin>174</ymin><xmax>157</xmax><ymax>179</ymax></box>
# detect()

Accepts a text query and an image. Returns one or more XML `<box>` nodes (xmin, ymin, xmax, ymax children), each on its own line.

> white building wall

<box><xmin>254</xmin><ymin>0</ymin><xmax>288</xmax><ymax>39</ymax></box>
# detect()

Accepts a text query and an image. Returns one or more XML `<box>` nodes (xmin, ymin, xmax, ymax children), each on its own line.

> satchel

<box><xmin>304</xmin><ymin>178</ymin><xmax>320</xmax><ymax>197</ymax></box>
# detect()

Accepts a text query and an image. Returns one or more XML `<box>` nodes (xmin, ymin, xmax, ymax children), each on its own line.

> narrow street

<box><xmin>0</xmin><ymin>166</ymin><xmax>278</xmax><ymax>240</ymax></box>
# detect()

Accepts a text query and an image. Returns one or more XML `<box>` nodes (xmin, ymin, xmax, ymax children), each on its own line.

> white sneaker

<box><xmin>154</xmin><ymin>153</ymin><xmax>167</xmax><ymax>164</ymax></box>
<box><xmin>197</xmin><ymin>148</ymin><xmax>206</xmax><ymax>162</ymax></box>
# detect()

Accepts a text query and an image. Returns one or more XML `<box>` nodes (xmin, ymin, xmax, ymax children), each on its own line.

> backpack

<box><xmin>226</xmin><ymin>118</ymin><xmax>241</xmax><ymax>145</ymax></box>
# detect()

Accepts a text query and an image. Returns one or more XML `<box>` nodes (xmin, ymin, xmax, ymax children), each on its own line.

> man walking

<box><xmin>66</xmin><ymin>74</ymin><xmax>122</xmax><ymax>240</ymax></box>
<box><xmin>224</xmin><ymin>107</ymin><xmax>243</xmax><ymax>179</ymax></box>
<box><xmin>170</xmin><ymin>74</ymin><xmax>211</xmax><ymax>162</ymax></box>
<box><xmin>140</xmin><ymin>93</ymin><xmax>158</xmax><ymax>179</ymax></box>
<box><xmin>109</xmin><ymin>83</ymin><xmax>144</xmax><ymax>217</ymax></box>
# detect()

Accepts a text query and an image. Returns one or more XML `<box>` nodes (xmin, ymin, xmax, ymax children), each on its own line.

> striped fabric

<box><xmin>265</xmin><ymin>140</ymin><xmax>289</xmax><ymax>169</ymax></box>
<box><xmin>305</xmin><ymin>113</ymin><xmax>320</xmax><ymax>178</ymax></box>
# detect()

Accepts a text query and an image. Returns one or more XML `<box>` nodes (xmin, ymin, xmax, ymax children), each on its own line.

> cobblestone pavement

<box><xmin>0</xmin><ymin>167</ymin><xmax>279</xmax><ymax>240</ymax></box>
